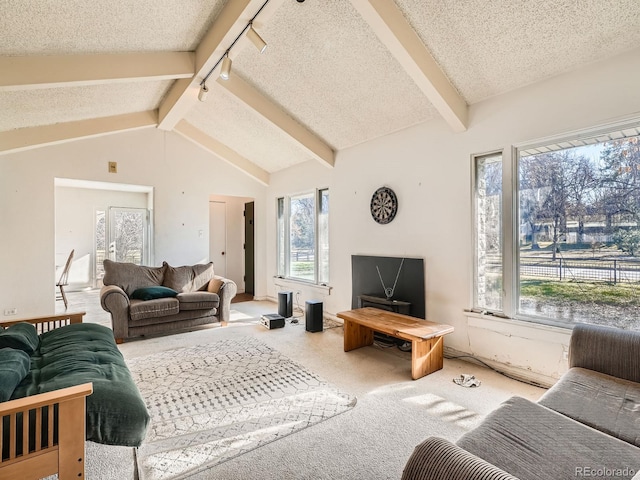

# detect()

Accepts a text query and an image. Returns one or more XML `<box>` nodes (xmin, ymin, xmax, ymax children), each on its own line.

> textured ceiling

<box><xmin>186</xmin><ymin>82</ymin><xmax>316</xmax><ymax>173</ymax></box>
<box><xmin>2</xmin><ymin>0</ymin><xmax>640</xmax><ymax>177</ymax></box>
<box><xmin>395</xmin><ymin>0</ymin><xmax>640</xmax><ymax>103</ymax></box>
<box><xmin>0</xmin><ymin>0</ymin><xmax>227</xmax><ymax>54</ymax></box>
<box><xmin>0</xmin><ymin>81</ymin><xmax>171</xmax><ymax>131</ymax></box>
<box><xmin>232</xmin><ymin>0</ymin><xmax>437</xmax><ymax>150</ymax></box>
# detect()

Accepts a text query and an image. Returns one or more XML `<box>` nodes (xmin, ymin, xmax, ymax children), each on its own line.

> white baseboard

<box><xmin>444</xmin><ymin>346</ymin><xmax>556</xmax><ymax>388</ymax></box>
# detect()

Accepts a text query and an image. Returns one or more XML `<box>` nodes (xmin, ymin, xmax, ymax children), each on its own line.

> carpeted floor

<box><xmin>130</xmin><ymin>338</ymin><xmax>355</xmax><ymax>480</ymax></box>
<box><xmin>60</xmin><ymin>290</ymin><xmax>546</xmax><ymax>479</ymax></box>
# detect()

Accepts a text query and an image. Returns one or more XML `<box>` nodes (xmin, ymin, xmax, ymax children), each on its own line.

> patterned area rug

<box><xmin>128</xmin><ymin>338</ymin><xmax>356</xmax><ymax>480</ymax></box>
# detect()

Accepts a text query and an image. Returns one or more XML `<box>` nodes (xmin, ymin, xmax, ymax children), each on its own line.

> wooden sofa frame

<box><xmin>0</xmin><ymin>312</ymin><xmax>93</xmax><ymax>480</ymax></box>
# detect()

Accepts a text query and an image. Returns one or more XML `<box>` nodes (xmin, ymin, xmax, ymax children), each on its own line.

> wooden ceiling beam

<box><xmin>174</xmin><ymin>120</ymin><xmax>270</xmax><ymax>186</ymax></box>
<box><xmin>0</xmin><ymin>111</ymin><xmax>157</xmax><ymax>154</ymax></box>
<box><xmin>0</xmin><ymin>53</ymin><xmax>194</xmax><ymax>91</ymax></box>
<box><xmin>158</xmin><ymin>0</ymin><xmax>285</xmax><ymax>131</ymax></box>
<box><xmin>217</xmin><ymin>75</ymin><xmax>335</xmax><ymax>168</ymax></box>
<box><xmin>351</xmin><ymin>0</ymin><xmax>468</xmax><ymax>132</ymax></box>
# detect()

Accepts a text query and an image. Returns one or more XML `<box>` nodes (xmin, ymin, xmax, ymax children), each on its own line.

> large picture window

<box><xmin>277</xmin><ymin>189</ymin><xmax>329</xmax><ymax>285</ymax></box>
<box><xmin>474</xmin><ymin>124</ymin><xmax>640</xmax><ymax>329</ymax></box>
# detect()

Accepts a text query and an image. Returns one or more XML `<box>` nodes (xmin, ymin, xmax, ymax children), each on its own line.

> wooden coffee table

<box><xmin>337</xmin><ymin>307</ymin><xmax>454</xmax><ymax>380</ymax></box>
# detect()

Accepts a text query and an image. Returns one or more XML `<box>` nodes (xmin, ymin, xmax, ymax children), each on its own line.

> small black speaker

<box><xmin>278</xmin><ymin>291</ymin><xmax>293</xmax><ymax>318</ymax></box>
<box><xmin>305</xmin><ymin>300</ymin><xmax>323</xmax><ymax>332</ymax></box>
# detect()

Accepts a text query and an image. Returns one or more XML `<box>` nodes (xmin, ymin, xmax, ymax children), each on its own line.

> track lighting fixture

<box><xmin>198</xmin><ymin>0</ymin><xmax>270</xmax><ymax>97</ymax></box>
<box><xmin>198</xmin><ymin>83</ymin><xmax>209</xmax><ymax>102</ymax></box>
<box><xmin>220</xmin><ymin>53</ymin><xmax>232</xmax><ymax>80</ymax></box>
<box><xmin>247</xmin><ymin>25</ymin><xmax>267</xmax><ymax>53</ymax></box>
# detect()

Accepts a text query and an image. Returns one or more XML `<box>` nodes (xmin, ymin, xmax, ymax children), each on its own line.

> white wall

<box><xmin>55</xmin><ymin>186</ymin><xmax>148</xmax><ymax>288</ymax></box>
<box><xmin>265</xmin><ymin>48</ymin><xmax>640</xmax><ymax>385</ymax></box>
<box><xmin>0</xmin><ymin>128</ymin><xmax>267</xmax><ymax>317</ymax></box>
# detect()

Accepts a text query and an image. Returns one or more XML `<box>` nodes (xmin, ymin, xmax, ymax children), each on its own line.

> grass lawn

<box><xmin>521</xmin><ymin>279</ymin><xmax>640</xmax><ymax>307</ymax></box>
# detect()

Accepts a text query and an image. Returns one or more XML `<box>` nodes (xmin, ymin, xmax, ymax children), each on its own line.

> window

<box><xmin>277</xmin><ymin>189</ymin><xmax>329</xmax><ymax>284</ymax></box>
<box><xmin>473</xmin><ymin>153</ymin><xmax>503</xmax><ymax>312</ymax></box>
<box><xmin>473</xmin><ymin>124</ymin><xmax>640</xmax><ymax>329</ymax></box>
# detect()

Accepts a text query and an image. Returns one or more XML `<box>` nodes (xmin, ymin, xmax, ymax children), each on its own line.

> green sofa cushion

<box><xmin>0</xmin><ymin>323</ymin><xmax>39</xmax><ymax>355</ymax></box>
<box><xmin>131</xmin><ymin>286</ymin><xmax>178</xmax><ymax>301</ymax></box>
<box><xmin>12</xmin><ymin>323</ymin><xmax>150</xmax><ymax>447</ymax></box>
<box><xmin>0</xmin><ymin>348</ymin><xmax>30</xmax><ymax>402</ymax></box>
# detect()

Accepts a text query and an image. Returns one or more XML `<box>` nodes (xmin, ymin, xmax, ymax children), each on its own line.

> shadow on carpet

<box><xmin>127</xmin><ymin>338</ymin><xmax>356</xmax><ymax>480</ymax></box>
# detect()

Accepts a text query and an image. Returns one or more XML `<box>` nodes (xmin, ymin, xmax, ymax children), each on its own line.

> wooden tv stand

<box><xmin>337</xmin><ymin>307</ymin><xmax>454</xmax><ymax>380</ymax></box>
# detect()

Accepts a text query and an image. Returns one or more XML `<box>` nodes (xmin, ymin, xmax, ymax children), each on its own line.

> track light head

<box><xmin>220</xmin><ymin>54</ymin><xmax>232</xmax><ymax>80</ymax></box>
<box><xmin>198</xmin><ymin>83</ymin><xmax>209</xmax><ymax>102</ymax></box>
<box><xmin>247</xmin><ymin>26</ymin><xmax>267</xmax><ymax>53</ymax></box>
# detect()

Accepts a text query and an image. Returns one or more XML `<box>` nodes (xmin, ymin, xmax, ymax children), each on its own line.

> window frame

<box><xmin>276</xmin><ymin>188</ymin><xmax>329</xmax><ymax>286</ymax></box>
<box><xmin>472</xmin><ymin>117</ymin><xmax>640</xmax><ymax>328</ymax></box>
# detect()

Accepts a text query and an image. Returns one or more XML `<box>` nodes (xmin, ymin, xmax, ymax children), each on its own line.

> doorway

<box><xmin>209</xmin><ymin>195</ymin><xmax>254</xmax><ymax>293</ymax></box>
<box><xmin>244</xmin><ymin>202</ymin><xmax>255</xmax><ymax>295</ymax></box>
<box><xmin>209</xmin><ymin>201</ymin><xmax>227</xmax><ymax>278</ymax></box>
<box><xmin>55</xmin><ymin>178</ymin><xmax>153</xmax><ymax>290</ymax></box>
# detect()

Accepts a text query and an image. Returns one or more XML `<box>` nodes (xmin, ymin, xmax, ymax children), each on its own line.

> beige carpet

<box><xmin>60</xmin><ymin>291</ymin><xmax>546</xmax><ymax>479</ymax></box>
<box><xmin>130</xmin><ymin>338</ymin><xmax>356</xmax><ymax>480</ymax></box>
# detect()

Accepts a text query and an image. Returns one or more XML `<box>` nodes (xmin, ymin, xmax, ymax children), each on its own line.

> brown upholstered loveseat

<box><xmin>100</xmin><ymin>260</ymin><xmax>237</xmax><ymax>343</ymax></box>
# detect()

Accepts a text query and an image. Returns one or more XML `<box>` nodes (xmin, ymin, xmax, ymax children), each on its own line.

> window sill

<box><xmin>273</xmin><ymin>276</ymin><xmax>332</xmax><ymax>295</ymax></box>
<box><xmin>463</xmin><ymin>309</ymin><xmax>571</xmax><ymax>336</ymax></box>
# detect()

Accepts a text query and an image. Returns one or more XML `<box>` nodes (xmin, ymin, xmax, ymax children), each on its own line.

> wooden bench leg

<box><xmin>411</xmin><ymin>336</ymin><xmax>444</xmax><ymax>380</ymax></box>
<box><xmin>344</xmin><ymin>320</ymin><xmax>374</xmax><ymax>352</ymax></box>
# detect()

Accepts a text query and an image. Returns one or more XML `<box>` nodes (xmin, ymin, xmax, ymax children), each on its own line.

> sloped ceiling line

<box><xmin>350</xmin><ymin>0</ymin><xmax>468</xmax><ymax>132</ymax></box>
<box><xmin>0</xmin><ymin>110</ymin><xmax>158</xmax><ymax>154</ymax></box>
<box><xmin>0</xmin><ymin>52</ymin><xmax>195</xmax><ymax>91</ymax></box>
<box><xmin>216</xmin><ymin>75</ymin><xmax>335</xmax><ymax>168</ymax></box>
<box><xmin>157</xmin><ymin>0</ymin><xmax>286</xmax><ymax>131</ymax></box>
<box><xmin>0</xmin><ymin>0</ymin><xmax>465</xmax><ymax>182</ymax></box>
<box><xmin>174</xmin><ymin>119</ymin><xmax>270</xmax><ymax>186</ymax></box>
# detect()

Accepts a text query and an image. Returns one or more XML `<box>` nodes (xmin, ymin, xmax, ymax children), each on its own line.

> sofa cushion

<box><xmin>177</xmin><ymin>291</ymin><xmax>220</xmax><ymax>311</ymax></box>
<box><xmin>129</xmin><ymin>298</ymin><xmax>179</xmax><ymax>322</ymax></box>
<box><xmin>539</xmin><ymin>366</ymin><xmax>640</xmax><ymax>448</ymax></box>
<box><xmin>457</xmin><ymin>396</ymin><xmax>640</xmax><ymax>480</ymax></box>
<box><xmin>131</xmin><ymin>286</ymin><xmax>178</xmax><ymax>301</ymax></box>
<box><xmin>0</xmin><ymin>322</ymin><xmax>40</xmax><ymax>355</ymax></box>
<box><xmin>162</xmin><ymin>262</ymin><xmax>214</xmax><ymax>293</ymax></box>
<box><xmin>13</xmin><ymin>323</ymin><xmax>150</xmax><ymax>446</ymax></box>
<box><xmin>0</xmin><ymin>348</ymin><xmax>30</xmax><ymax>401</ymax></box>
<box><xmin>103</xmin><ymin>259</ymin><xmax>165</xmax><ymax>297</ymax></box>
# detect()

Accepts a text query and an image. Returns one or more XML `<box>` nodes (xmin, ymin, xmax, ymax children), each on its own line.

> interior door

<box><xmin>244</xmin><ymin>201</ymin><xmax>255</xmax><ymax>295</ymax></box>
<box><xmin>108</xmin><ymin>207</ymin><xmax>149</xmax><ymax>265</ymax></box>
<box><xmin>210</xmin><ymin>201</ymin><xmax>227</xmax><ymax>277</ymax></box>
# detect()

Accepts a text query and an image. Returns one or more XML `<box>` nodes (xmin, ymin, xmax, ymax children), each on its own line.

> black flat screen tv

<box><xmin>351</xmin><ymin>255</ymin><xmax>425</xmax><ymax>319</ymax></box>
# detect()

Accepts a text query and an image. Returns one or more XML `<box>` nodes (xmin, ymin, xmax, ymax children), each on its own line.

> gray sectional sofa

<box><xmin>402</xmin><ymin>323</ymin><xmax>640</xmax><ymax>480</ymax></box>
<box><xmin>100</xmin><ymin>260</ymin><xmax>237</xmax><ymax>342</ymax></box>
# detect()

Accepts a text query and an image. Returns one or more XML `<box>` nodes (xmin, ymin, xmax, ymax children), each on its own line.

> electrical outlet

<box><xmin>4</xmin><ymin>308</ymin><xmax>17</xmax><ymax>316</ymax></box>
<box><xmin>562</xmin><ymin>349</ymin><xmax>569</xmax><ymax>361</ymax></box>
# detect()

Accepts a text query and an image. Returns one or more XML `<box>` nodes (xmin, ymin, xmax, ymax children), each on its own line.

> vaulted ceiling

<box><xmin>2</xmin><ymin>0</ymin><xmax>640</xmax><ymax>185</ymax></box>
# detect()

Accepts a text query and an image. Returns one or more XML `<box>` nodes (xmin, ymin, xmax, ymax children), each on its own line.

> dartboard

<box><xmin>370</xmin><ymin>187</ymin><xmax>398</xmax><ymax>224</ymax></box>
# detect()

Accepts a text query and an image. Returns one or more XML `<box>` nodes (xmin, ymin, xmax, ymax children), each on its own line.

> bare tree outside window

<box><xmin>518</xmin><ymin>136</ymin><xmax>640</xmax><ymax>328</ymax></box>
<box><xmin>276</xmin><ymin>190</ymin><xmax>329</xmax><ymax>284</ymax></box>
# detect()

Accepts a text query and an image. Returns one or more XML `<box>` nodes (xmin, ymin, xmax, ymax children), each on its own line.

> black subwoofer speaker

<box><xmin>278</xmin><ymin>291</ymin><xmax>293</xmax><ymax>318</ymax></box>
<box><xmin>305</xmin><ymin>300</ymin><xmax>323</xmax><ymax>332</ymax></box>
